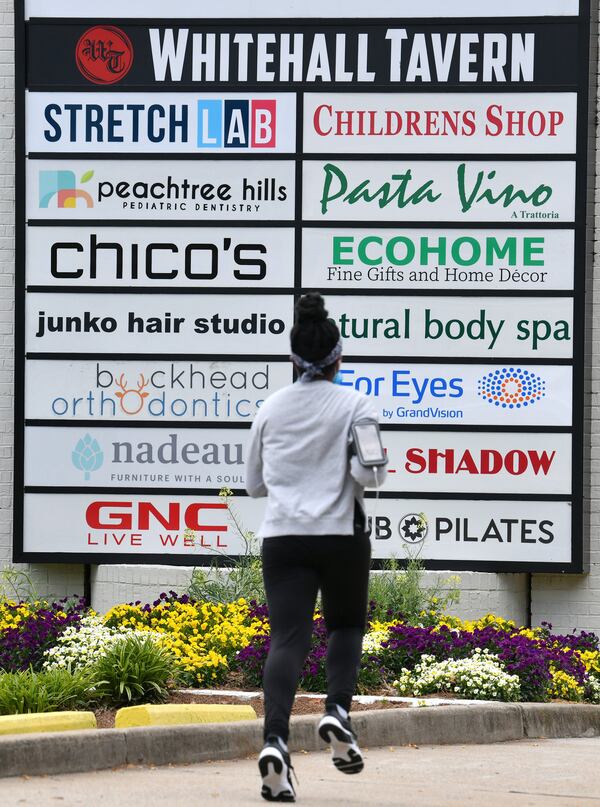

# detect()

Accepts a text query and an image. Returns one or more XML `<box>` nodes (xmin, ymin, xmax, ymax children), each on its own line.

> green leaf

<box><xmin>80</xmin><ymin>170</ymin><xmax>94</xmax><ymax>184</ymax></box>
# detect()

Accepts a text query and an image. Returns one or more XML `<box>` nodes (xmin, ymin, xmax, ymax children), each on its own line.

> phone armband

<box><xmin>350</xmin><ymin>418</ymin><xmax>386</xmax><ymax>467</ymax></box>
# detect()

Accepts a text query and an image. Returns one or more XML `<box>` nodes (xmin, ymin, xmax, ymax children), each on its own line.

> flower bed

<box><xmin>0</xmin><ymin>596</ymin><xmax>87</xmax><ymax>672</ymax></box>
<box><xmin>0</xmin><ymin>593</ymin><xmax>599</xmax><ymax>711</ymax></box>
<box><xmin>102</xmin><ymin>600</ymin><xmax>600</xmax><ymax>704</ymax></box>
<box><xmin>104</xmin><ymin>592</ymin><xmax>268</xmax><ymax>687</ymax></box>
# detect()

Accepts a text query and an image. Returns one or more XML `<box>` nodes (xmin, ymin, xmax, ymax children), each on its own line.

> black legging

<box><xmin>261</xmin><ymin>531</ymin><xmax>372</xmax><ymax>742</ymax></box>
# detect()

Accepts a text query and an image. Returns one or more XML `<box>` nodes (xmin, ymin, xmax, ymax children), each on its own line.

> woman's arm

<box><xmin>350</xmin><ymin>455</ymin><xmax>388</xmax><ymax>487</ymax></box>
<box><xmin>348</xmin><ymin>399</ymin><xmax>388</xmax><ymax>487</ymax></box>
<box><xmin>245</xmin><ymin>417</ymin><xmax>268</xmax><ymax>498</ymax></box>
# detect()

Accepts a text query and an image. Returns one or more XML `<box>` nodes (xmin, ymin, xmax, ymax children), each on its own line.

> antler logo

<box><xmin>114</xmin><ymin>373</ymin><xmax>150</xmax><ymax>415</ymax></box>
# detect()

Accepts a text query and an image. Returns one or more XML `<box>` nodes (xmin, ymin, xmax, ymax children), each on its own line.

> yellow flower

<box><xmin>576</xmin><ymin>649</ymin><xmax>600</xmax><ymax>674</ymax></box>
<box><xmin>102</xmin><ymin>596</ymin><xmax>266</xmax><ymax>686</ymax></box>
<box><xmin>549</xmin><ymin>669</ymin><xmax>584</xmax><ymax>701</ymax></box>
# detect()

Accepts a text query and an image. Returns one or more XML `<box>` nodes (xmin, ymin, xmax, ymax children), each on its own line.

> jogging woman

<box><xmin>246</xmin><ymin>292</ymin><xmax>388</xmax><ymax>802</ymax></box>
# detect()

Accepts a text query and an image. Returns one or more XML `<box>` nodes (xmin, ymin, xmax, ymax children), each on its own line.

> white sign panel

<box><xmin>28</xmin><ymin>160</ymin><xmax>296</xmax><ymax>221</ymax></box>
<box><xmin>303</xmin><ymin>160</ymin><xmax>576</xmax><ymax>222</ymax></box>
<box><xmin>23</xmin><ymin>493</ymin><xmax>266</xmax><ymax>556</ymax></box>
<box><xmin>325</xmin><ymin>296</ymin><xmax>573</xmax><ymax>358</ymax></box>
<box><xmin>368</xmin><ymin>499</ymin><xmax>572</xmax><ymax>563</ymax></box>
<box><xmin>304</xmin><ymin>93</ymin><xmax>577</xmax><ymax>154</ymax></box>
<box><xmin>27</xmin><ymin>92</ymin><xmax>297</xmax><ymax>153</ymax></box>
<box><xmin>22</xmin><ymin>491</ymin><xmax>572</xmax><ymax>562</ymax></box>
<box><xmin>26</xmin><ymin>426</ymin><xmax>251</xmax><ymax>488</ymax></box>
<box><xmin>337</xmin><ymin>363</ymin><xmax>572</xmax><ymax>426</ymax></box>
<box><xmin>26</xmin><ymin>293</ymin><xmax>294</xmax><ymax>354</ymax></box>
<box><xmin>25</xmin><ymin>360</ymin><xmax>292</xmax><ymax>421</ymax></box>
<box><xmin>24</xmin><ymin>1</ymin><xmax>581</xmax><ymax>19</ymax></box>
<box><xmin>380</xmin><ymin>431</ymin><xmax>571</xmax><ymax>494</ymax></box>
<box><xmin>26</xmin><ymin>226</ymin><xmax>295</xmax><ymax>289</ymax></box>
<box><xmin>302</xmin><ymin>228</ymin><xmax>574</xmax><ymax>291</ymax></box>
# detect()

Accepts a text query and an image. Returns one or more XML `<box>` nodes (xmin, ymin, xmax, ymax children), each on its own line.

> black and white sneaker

<box><xmin>318</xmin><ymin>704</ymin><xmax>364</xmax><ymax>775</ymax></box>
<box><xmin>258</xmin><ymin>735</ymin><xmax>297</xmax><ymax>802</ymax></box>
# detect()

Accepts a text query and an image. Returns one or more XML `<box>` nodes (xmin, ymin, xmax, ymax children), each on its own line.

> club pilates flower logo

<box><xmin>477</xmin><ymin>367</ymin><xmax>546</xmax><ymax>410</ymax></box>
<box><xmin>72</xmin><ymin>434</ymin><xmax>104</xmax><ymax>481</ymax></box>
<box><xmin>399</xmin><ymin>513</ymin><xmax>428</xmax><ymax>544</ymax></box>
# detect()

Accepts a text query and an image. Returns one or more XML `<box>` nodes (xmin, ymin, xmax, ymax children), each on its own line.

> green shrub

<box><xmin>188</xmin><ymin>487</ymin><xmax>265</xmax><ymax>604</ymax></box>
<box><xmin>90</xmin><ymin>635</ymin><xmax>176</xmax><ymax>705</ymax></box>
<box><xmin>368</xmin><ymin>554</ymin><xmax>460</xmax><ymax>625</ymax></box>
<box><xmin>356</xmin><ymin>658</ymin><xmax>385</xmax><ymax>694</ymax></box>
<box><xmin>0</xmin><ymin>668</ymin><xmax>94</xmax><ymax>715</ymax></box>
<box><xmin>0</xmin><ymin>567</ymin><xmax>42</xmax><ymax>604</ymax></box>
<box><xmin>188</xmin><ymin>553</ymin><xmax>264</xmax><ymax>605</ymax></box>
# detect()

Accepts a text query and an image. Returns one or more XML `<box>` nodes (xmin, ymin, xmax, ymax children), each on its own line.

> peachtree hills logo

<box><xmin>39</xmin><ymin>170</ymin><xmax>94</xmax><ymax>209</ymax></box>
<box><xmin>477</xmin><ymin>367</ymin><xmax>546</xmax><ymax>410</ymax></box>
<box><xmin>72</xmin><ymin>434</ymin><xmax>104</xmax><ymax>480</ymax></box>
<box><xmin>399</xmin><ymin>513</ymin><xmax>428</xmax><ymax>544</ymax></box>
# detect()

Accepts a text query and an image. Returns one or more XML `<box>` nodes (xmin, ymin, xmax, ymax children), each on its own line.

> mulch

<box><xmin>94</xmin><ymin>690</ymin><xmax>410</xmax><ymax>729</ymax></box>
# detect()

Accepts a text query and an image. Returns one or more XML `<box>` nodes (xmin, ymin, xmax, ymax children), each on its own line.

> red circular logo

<box><xmin>75</xmin><ymin>26</ymin><xmax>133</xmax><ymax>85</ymax></box>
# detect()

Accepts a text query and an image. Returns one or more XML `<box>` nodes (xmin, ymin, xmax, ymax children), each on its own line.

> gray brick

<box><xmin>0</xmin><ymin>6</ymin><xmax>599</xmax><ymax>629</ymax></box>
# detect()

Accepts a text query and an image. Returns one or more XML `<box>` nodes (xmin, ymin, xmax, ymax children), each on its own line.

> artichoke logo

<box><xmin>72</xmin><ymin>434</ymin><xmax>104</xmax><ymax>481</ymax></box>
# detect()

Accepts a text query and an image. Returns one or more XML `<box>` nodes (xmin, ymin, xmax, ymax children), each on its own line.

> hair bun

<box><xmin>295</xmin><ymin>292</ymin><xmax>328</xmax><ymax>323</ymax></box>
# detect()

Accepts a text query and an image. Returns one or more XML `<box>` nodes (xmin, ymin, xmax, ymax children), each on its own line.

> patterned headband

<box><xmin>290</xmin><ymin>340</ymin><xmax>343</xmax><ymax>383</ymax></box>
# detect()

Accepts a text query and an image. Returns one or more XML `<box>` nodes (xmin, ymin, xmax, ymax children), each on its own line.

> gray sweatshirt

<box><xmin>245</xmin><ymin>379</ymin><xmax>388</xmax><ymax>538</ymax></box>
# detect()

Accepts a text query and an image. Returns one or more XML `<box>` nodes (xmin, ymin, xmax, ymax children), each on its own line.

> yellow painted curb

<box><xmin>115</xmin><ymin>703</ymin><xmax>257</xmax><ymax>729</ymax></box>
<box><xmin>0</xmin><ymin>711</ymin><xmax>97</xmax><ymax>735</ymax></box>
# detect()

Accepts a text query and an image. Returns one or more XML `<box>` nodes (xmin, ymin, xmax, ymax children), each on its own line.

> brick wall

<box><xmin>0</xmin><ymin>0</ymin><xmax>15</xmax><ymax>575</ymax></box>
<box><xmin>89</xmin><ymin>565</ymin><xmax>528</xmax><ymax>623</ymax></box>
<box><xmin>528</xmin><ymin>0</ymin><xmax>600</xmax><ymax>634</ymax></box>
<box><xmin>0</xmin><ymin>0</ymin><xmax>82</xmax><ymax>601</ymax></box>
<box><xmin>1</xmin><ymin>1</ymin><xmax>596</xmax><ymax>628</ymax></box>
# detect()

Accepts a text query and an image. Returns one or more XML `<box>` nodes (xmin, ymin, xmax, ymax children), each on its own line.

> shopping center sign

<box><xmin>14</xmin><ymin>0</ymin><xmax>591</xmax><ymax>571</ymax></box>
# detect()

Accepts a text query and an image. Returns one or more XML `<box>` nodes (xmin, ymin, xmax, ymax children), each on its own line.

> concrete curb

<box><xmin>0</xmin><ymin>710</ymin><xmax>97</xmax><ymax>735</ymax></box>
<box><xmin>115</xmin><ymin>703</ymin><xmax>257</xmax><ymax>728</ymax></box>
<box><xmin>0</xmin><ymin>703</ymin><xmax>599</xmax><ymax>778</ymax></box>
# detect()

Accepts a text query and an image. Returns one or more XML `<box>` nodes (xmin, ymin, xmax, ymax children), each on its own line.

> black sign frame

<box><xmin>13</xmin><ymin>3</ymin><xmax>593</xmax><ymax>571</ymax></box>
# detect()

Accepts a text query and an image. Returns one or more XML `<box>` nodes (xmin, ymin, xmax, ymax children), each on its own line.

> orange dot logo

<box><xmin>477</xmin><ymin>368</ymin><xmax>546</xmax><ymax>411</ymax></box>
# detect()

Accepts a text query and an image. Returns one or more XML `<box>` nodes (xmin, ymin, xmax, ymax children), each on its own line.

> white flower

<box><xmin>42</xmin><ymin>615</ymin><xmax>161</xmax><ymax>671</ymax></box>
<box><xmin>586</xmin><ymin>676</ymin><xmax>600</xmax><ymax>704</ymax></box>
<box><xmin>393</xmin><ymin>652</ymin><xmax>521</xmax><ymax>701</ymax></box>
<box><xmin>362</xmin><ymin>629</ymin><xmax>390</xmax><ymax>656</ymax></box>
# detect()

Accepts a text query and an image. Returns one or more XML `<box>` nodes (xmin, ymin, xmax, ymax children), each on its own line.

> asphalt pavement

<box><xmin>2</xmin><ymin>737</ymin><xmax>599</xmax><ymax>807</ymax></box>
